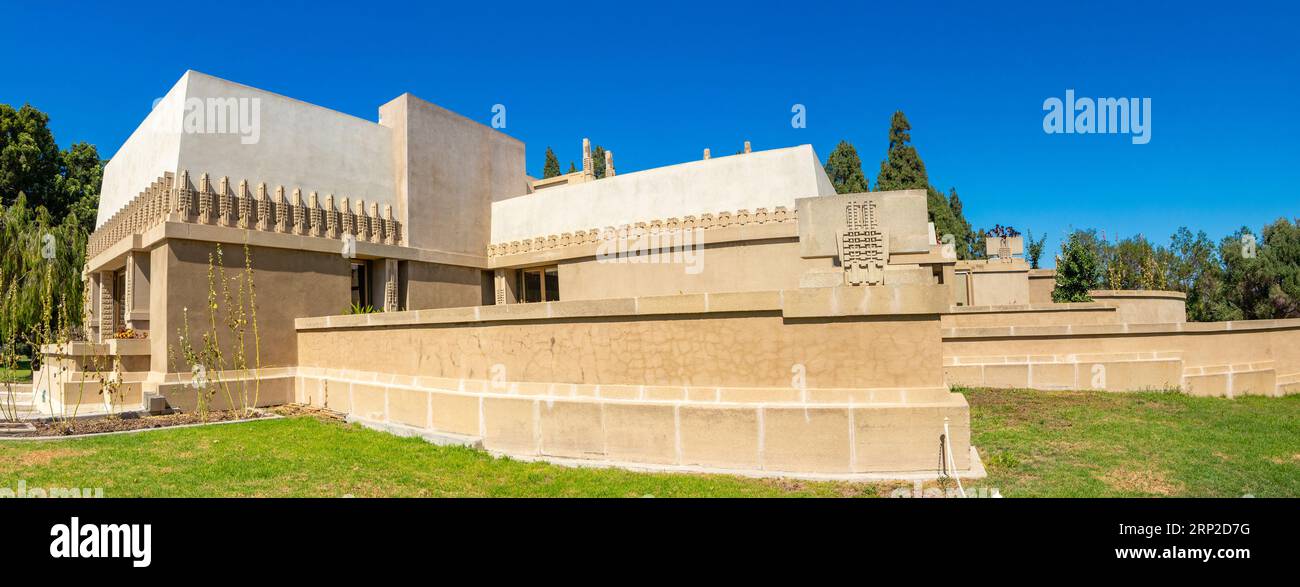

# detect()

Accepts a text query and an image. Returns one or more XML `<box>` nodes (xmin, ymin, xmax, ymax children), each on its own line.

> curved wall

<box><xmin>1088</xmin><ymin>290</ymin><xmax>1187</xmax><ymax>324</ymax></box>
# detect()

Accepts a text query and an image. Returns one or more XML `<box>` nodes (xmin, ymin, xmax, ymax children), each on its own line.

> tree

<box><xmin>1</xmin><ymin>104</ymin><xmax>64</xmax><ymax>214</ymax></box>
<box><xmin>568</xmin><ymin>161</ymin><xmax>577</xmax><ymax>173</ymax></box>
<box><xmin>1053</xmin><ymin>229</ymin><xmax>1101</xmax><ymax>302</ymax></box>
<box><xmin>0</xmin><ymin>193</ymin><xmax>87</xmax><ymax>339</ymax></box>
<box><xmin>542</xmin><ymin>147</ymin><xmax>561</xmax><ymax>179</ymax></box>
<box><xmin>823</xmin><ymin>140</ymin><xmax>868</xmax><ymax>194</ymax></box>
<box><xmin>0</xmin><ymin>104</ymin><xmax>102</xmax><ymax>231</ymax></box>
<box><xmin>590</xmin><ymin>145</ymin><xmax>607</xmax><ymax>178</ymax></box>
<box><xmin>874</xmin><ymin>111</ymin><xmax>976</xmax><ymax>258</ymax></box>
<box><xmin>1025</xmin><ymin>229</ymin><xmax>1047</xmax><ymax>269</ymax></box>
<box><xmin>59</xmin><ymin>142</ymin><xmax>102</xmax><ymax>234</ymax></box>
<box><xmin>0</xmin><ymin>104</ymin><xmax>101</xmax><ymax>337</ymax></box>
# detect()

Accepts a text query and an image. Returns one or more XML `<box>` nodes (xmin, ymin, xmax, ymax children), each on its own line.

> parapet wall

<box><xmin>293</xmin><ymin>286</ymin><xmax>977</xmax><ymax>478</ymax></box>
<box><xmin>943</xmin><ymin>319</ymin><xmax>1300</xmax><ymax>396</ymax></box>
<box><xmin>1087</xmin><ymin>290</ymin><xmax>1187</xmax><ymax>324</ymax></box>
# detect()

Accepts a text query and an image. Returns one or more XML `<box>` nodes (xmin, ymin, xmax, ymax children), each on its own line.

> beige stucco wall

<box><xmin>150</xmin><ymin>239</ymin><xmax>352</xmax><ymax>373</ymax></box>
<box><xmin>97</xmin><ymin>76</ymin><xmax>186</xmax><ymax>228</ymax></box>
<box><xmin>1028</xmin><ymin>269</ymin><xmax>1055</xmax><ymax>303</ymax></box>
<box><xmin>553</xmin><ymin>239</ymin><xmax>828</xmax><ymax>300</ymax></box>
<box><xmin>940</xmin><ymin>303</ymin><xmax>1119</xmax><ymax>328</ymax></box>
<box><xmin>298</xmin><ymin>309</ymin><xmax>943</xmax><ymax>390</ymax></box>
<box><xmin>292</xmin><ymin>288</ymin><xmax>973</xmax><ymax>477</ymax></box>
<box><xmin>490</xmin><ymin>145</ymin><xmax>835</xmax><ymax>244</ymax></box>
<box><xmin>942</xmin><ymin>319</ymin><xmax>1300</xmax><ymax>396</ymax></box>
<box><xmin>100</xmin><ymin>71</ymin><xmax>397</xmax><ymax>228</ymax></box>
<box><xmin>970</xmin><ymin>268</ymin><xmax>1031</xmax><ymax>306</ymax></box>
<box><xmin>1088</xmin><ymin>290</ymin><xmax>1187</xmax><ymax>323</ymax></box>
<box><xmin>380</xmin><ymin>94</ymin><xmax>527</xmax><ymax>256</ymax></box>
<box><xmin>402</xmin><ymin>261</ymin><xmax>487</xmax><ymax>310</ymax></box>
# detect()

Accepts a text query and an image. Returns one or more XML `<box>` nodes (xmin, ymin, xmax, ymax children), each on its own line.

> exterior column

<box><xmin>84</xmin><ymin>271</ymin><xmax>99</xmax><ymax>341</ymax></box>
<box><xmin>97</xmin><ymin>270</ymin><xmax>115</xmax><ymax>343</ymax></box>
<box><xmin>493</xmin><ymin>269</ymin><xmax>508</xmax><ymax>305</ymax></box>
<box><xmin>383</xmin><ymin>259</ymin><xmax>400</xmax><ymax>313</ymax></box>
<box><xmin>123</xmin><ymin>254</ymin><xmax>136</xmax><ymax>330</ymax></box>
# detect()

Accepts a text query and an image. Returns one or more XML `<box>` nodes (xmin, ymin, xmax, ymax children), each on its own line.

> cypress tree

<box><xmin>542</xmin><ymin>147</ymin><xmax>561</xmax><ymax>178</ymax></box>
<box><xmin>823</xmin><ymin>140</ymin><xmax>869</xmax><ymax>194</ymax></box>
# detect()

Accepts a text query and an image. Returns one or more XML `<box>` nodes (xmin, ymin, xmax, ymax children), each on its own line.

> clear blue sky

<box><xmin>3</xmin><ymin>1</ymin><xmax>1296</xmax><ymax>265</ymax></box>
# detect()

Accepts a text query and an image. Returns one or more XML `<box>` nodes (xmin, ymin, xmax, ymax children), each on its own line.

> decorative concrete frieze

<box><xmin>368</xmin><ymin>202</ymin><xmax>382</xmax><ymax>244</ymax></box>
<box><xmin>323</xmin><ymin>194</ymin><xmax>338</xmax><ymax>239</ymax></box>
<box><xmin>294</xmin><ymin>189</ymin><xmax>309</xmax><ymax>236</ymax></box>
<box><xmin>340</xmin><ymin>197</ymin><xmax>356</xmax><ymax>237</ymax></box>
<box><xmin>382</xmin><ymin>205</ymin><xmax>396</xmax><ymax>245</ymax></box>
<box><xmin>484</xmin><ymin>205</ymin><xmax>796</xmax><ymax>258</ymax></box>
<box><xmin>87</xmin><ymin>171</ymin><xmax>405</xmax><ymax>260</ymax></box>
<box><xmin>218</xmin><ymin>176</ymin><xmax>234</xmax><ymax>227</ymax></box>
<box><xmin>198</xmin><ymin>173</ymin><xmax>214</xmax><ymax>225</ymax></box>
<box><xmin>274</xmin><ymin>186</ymin><xmax>289</xmax><ymax>233</ymax></box>
<box><xmin>838</xmin><ymin>197</ymin><xmax>888</xmax><ymax>286</ymax></box>
<box><xmin>255</xmin><ymin>183</ymin><xmax>271</xmax><ymax>231</ymax></box>
<box><xmin>237</xmin><ymin>180</ymin><xmax>252</xmax><ymax>229</ymax></box>
<box><xmin>86</xmin><ymin>174</ymin><xmax>174</xmax><ymax>258</ymax></box>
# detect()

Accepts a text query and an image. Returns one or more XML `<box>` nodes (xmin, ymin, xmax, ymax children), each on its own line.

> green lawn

<box><xmin>1</xmin><ymin>388</ymin><xmax>1296</xmax><ymax>497</ymax></box>
<box><xmin>963</xmin><ymin>387</ymin><xmax>1300</xmax><ymax>497</ymax></box>
<box><xmin>0</xmin><ymin>356</ymin><xmax>32</xmax><ymax>382</ymax></box>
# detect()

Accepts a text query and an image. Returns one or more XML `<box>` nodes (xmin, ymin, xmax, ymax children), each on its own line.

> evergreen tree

<box><xmin>590</xmin><ymin>145</ymin><xmax>607</xmax><ymax>178</ymax></box>
<box><xmin>542</xmin><ymin>147</ymin><xmax>561</xmax><ymax>179</ymax></box>
<box><xmin>874</xmin><ymin>111</ymin><xmax>975</xmax><ymax>258</ymax></box>
<box><xmin>1053</xmin><ymin>230</ymin><xmax>1102</xmax><ymax>302</ymax></box>
<box><xmin>568</xmin><ymin>161</ymin><xmax>577</xmax><ymax>173</ymax></box>
<box><xmin>823</xmin><ymin>140</ymin><xmax>868</xmax><ymax>194</ymax></box>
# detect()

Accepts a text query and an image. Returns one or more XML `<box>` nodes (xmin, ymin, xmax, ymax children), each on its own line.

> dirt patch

<box><xmin>14</xmin><ymin>410</ymin><xmax>272</xmax><ymax>437</ymax></box>
<box><xmin>269</xmin><ymin>403</ymin><xmax>346</xmax><ymax>422</ymax></box>
<box><xmin>1268</xmin><ymin>454</ymin><xmax>1300</xmax><ymax>465</ymax></box>
<box><xmin>0</xmin><ymin>447</ymin><xmax>93</xmax><ymax>467</ymax></box>
<box><xmin>1101</xmin><ymin>468</ymin><xmax>1181</xmax><ymax>495</ymax></box>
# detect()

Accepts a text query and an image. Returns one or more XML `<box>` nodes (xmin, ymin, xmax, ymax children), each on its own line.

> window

<box><xmin>113</xmin><ymin>269</ymin><xmax>126</xmax><ymax>330</ymax></box>
<box><xmin>350</xmin><ymin>262</ymin><xmax>371</xmax><ymax>308</ymax></box>
<box><xmin>517</xmin><ymin>265</ymin><xmax>559</xmax><ymax>303</ymax></box>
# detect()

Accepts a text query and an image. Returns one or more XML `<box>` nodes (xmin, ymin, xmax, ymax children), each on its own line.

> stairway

<box><xmin>0</xmin><ymin>383</ymin><xmax>36</xmax><ymax>419</ymax></box>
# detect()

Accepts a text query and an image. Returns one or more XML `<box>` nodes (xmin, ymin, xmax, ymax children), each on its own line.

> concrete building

<box><xmin>26</xmin><ymin>71</ymin><xmax>1300</xmax><ymax>480</ymax></box>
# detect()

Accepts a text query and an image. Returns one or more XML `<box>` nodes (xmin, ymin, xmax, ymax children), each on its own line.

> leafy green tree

<box><xmin>1167</xmin><ymin>227</ymin><xmax>1228</xmax><ymax>321</ymax></box>
<box><xmin>0</xmin><ymin>193</ymin><xmax>86</xmax><ymax>339</ymax></box>
<box><xmin>1025</xmin><ymin>229</ymin><xmax>1047</xmax><ymax>269</ymax></box>
<box><xmin>0</xmin><ymin>104</ymin><xmax>103</xmax><ymax>232</ymax></box>
<box><xmin>1053</xmin><ymin>229</ymin><xmax>1102</xmax><ymax>302</ymax></box>
<box><xmin>568</xmin><ymin>161</ymin><xmax>577</xmax><ymax>173</ymax></box>
<box><xmin>823</xmin><ymin>140</ymin><xmax>868</xmax><ymax>194</ymax></box>
<box><xmin>542</xmin><ymin>147</ymin><xmax>561</xmax><ymax>179</ymax></box>
<box><xmin>1216</xmin><ymin>219</ymin><xmax>1300</xmax><ymax>319</ymax></box>
<box><xmin>1</xmin><ymin>104</ymin><xmax>64</xmax><ymax>213</ymax></box>
<box><xmin>1105</xmin><ymin>235</ymin><xmax>1168</xmax><ymax>290</ymax></box>
<box><xmin>874</xmin><ymin>111</ymin><xmax>976</xmax><ymax>258</ymax></box>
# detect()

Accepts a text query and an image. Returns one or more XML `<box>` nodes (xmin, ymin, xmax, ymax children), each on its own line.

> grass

<box><xmin>0</xmin><ymin>416</ymin><xmax>878</xmax><ymax>498</ymax></box>
<box><xmin>0</xmin><ymin>356</ymin><xmax>32</xmax><ymax>382</ymax></box>
<box><xmin>0</xmin><ymin>388</ymin><xmax>1296</xmax><ymax>497</ymax></box>
<box><xmin>962</xmin><ymin>387</ymin><xmax>1300</xmax><ymax>497</ymax></box>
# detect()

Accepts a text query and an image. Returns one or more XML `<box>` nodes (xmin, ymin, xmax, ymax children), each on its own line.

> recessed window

<box><xmin>351</xmin><ymin>262</ymin><xmax>371</xmax><ymax>308</ymax></box>
<box><xmin>517</xmin><ymin>265</ymin><xmax>559</xmax><ymax>303</ymax></box>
